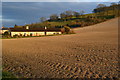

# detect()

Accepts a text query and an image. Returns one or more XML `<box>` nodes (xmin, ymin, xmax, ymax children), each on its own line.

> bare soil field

<box><xmin>2</xmin><ymin>18</ymin><xmax>119</xmax><ymax>79</ymax></box>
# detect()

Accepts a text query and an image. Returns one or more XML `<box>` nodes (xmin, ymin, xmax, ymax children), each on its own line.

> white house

<box><xmin>8</xmin><ymin>26</ymin><xmax>62</xmax><ymax>37</ymax></box>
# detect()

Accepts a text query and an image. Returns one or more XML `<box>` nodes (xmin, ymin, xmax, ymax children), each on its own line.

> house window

<box><xmin>19</xmin><ymin>33</ymin><xmax>22</xmax><ymax>36</ymax></box>
<box><xmin>30</xmin><ymin>33</ymin><xmax>33</xmax><ymax>36</ymax></box>
<box><xmin>56</xmin><ymin>32</ymin><xmax>59</xmax><ymax>34</ymax></box>
<box><xmin>36</xmin><ymin>33</ymin><xmax>38</xmax><ymax>36</ymax></box>
<box><xmin>15</xmin><ymin>34</ymin><xmax>18</xmax><ymax>36</ymax></box>
<box><xmin>24</xmin><ymin>33</ymin><xmax>26</xmax><ymax>36</ymax></box>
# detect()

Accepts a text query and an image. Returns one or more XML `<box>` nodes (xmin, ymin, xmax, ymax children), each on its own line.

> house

<box><xmin>2</xmin><ymin>26</ymin><xmax>62</xmax><ymax>37</ymax></box>
<box><xmin>0</xmin><ymin>27</ymin><xmax>9</xmax><ymax>34</ymax></box>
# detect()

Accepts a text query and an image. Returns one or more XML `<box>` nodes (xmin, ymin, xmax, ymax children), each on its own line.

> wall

<box><xmin>11</xmin><ymin>32</ymin><xmax>45</xmax><ymax>37</ymax></box>
<box><xmin>46</xmin><ymin>32</ymin><xmax>62</xmax><ymax>35</ymax></box>
<box><xmin>11</xmin><ymin>31</ymin><xmax>62</xmax><ymax>37</ymax></box>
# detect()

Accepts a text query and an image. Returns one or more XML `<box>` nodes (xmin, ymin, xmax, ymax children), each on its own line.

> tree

<box><xmin>60</xmin><ymin>13</ymin><xmax>66</xmax><ymax>19</ymax></box>
<box><xmin>119</xmin><ymin>1</ymin><xmax>120</xmax><ymax>5</ymax></box>
<box><xmin>64</xmin><ymin>26</ymin><xmax>71</xmax><ymax>34</ymax></box>
<box><xmin>92</xmin><ymin>9</ymin><xmax>97</xmax><ymax>13</ymax></box>
<box><xmin>65</xmin><ymin>10</ymin><xmax>73</xmax><ymax>17</ymax></box>
<box><xmin>14</xmin><ymin>24</ymin><xmax>23</xmax><ymax>28</ymax></box>
<box><xmin>40</xmin><ymin>17</ymin><xmax>46</xmax><ymax>22</ymax></box>
<box><xmin>97</xmin><ymin>4</ymin><xmax>106</xmax><ymax>8</ymax></box>
<box><xmin>110</xmin><ymin>2</ymin><xmax>117</xmax><ymax>6</ymax></box>
<box><xmin>93</xmin><ymin>4</ymin><xmax>106</xmax><ymax>16</ymax></box>
<box><xmin>118</xmin><ymin>1</ymin><xmax>120</xmax><ymax>16</ymax></box>
<box><xmin>73</xmin><ymin>11</ymin><xmax>80</xmax><ymax>17</ymax></box>
<box><xmin>80</xmin><ymin>10</ymin><xmax>85</xmax><ymax>15</ymax></box>
<box><xmin>14</xmin><ymin>24</ymin><xmax>18</xmax><ymax>28</ymax></box>
<box><xmin>50</xmin><ymin>14</ymin><xmax>58</xmax><ymax>20</ymax></box>
<box><xmin>4</xmin><ymin>31</ymin><xmax>9</xmax><ymax>35</ymax></box>
<box><xmin>3</xmin><ymin>31</ymin><xmax>10</xmax><ymax>38</ymax></box>
<box><xmin>110</xmin><ymin>3</ymin><xmax>118</xmax><ymax>16</ymax></box>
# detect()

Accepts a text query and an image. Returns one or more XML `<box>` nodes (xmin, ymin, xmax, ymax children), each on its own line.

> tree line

<box><xmin>93</xmin><ymin>2</ymin><xmax>120</xmax><ymax>17</ymax></box>
<box><xmin>40</xmin><ymin>10</ymin><xmax>85</xmax><ymax>22</ymax></box>
<box><xmin>40</xmin><ymin>2</ymin><xmax>120</xmax><ymax>22</ymax></box>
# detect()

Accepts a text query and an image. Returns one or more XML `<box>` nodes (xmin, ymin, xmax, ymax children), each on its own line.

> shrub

<box><xmin>3</xmin><ymin>31</ymin><xmax>11</xmax><ymax>38</ymax></box>
<box><xmin>19</xmin><ymin>34</ymin><xmax>23</xmax><ymax>36</ymax></box>
<box><xmin>69</xmin><ymin>29</ymin><xmax>75</xmax><ymax>34</ymax></box>
<box><xmin>30</xmin><ymin>34</ymin><xmax>32</xmax><ymax>36</ymax></box>
<box><xmin>64</xmin><ymin>26</ymin><xmax>71</xmax><ymax>34</ymax></box>
<box><xmin>13</xmin><ymin>34</ymin><xmax>19</xmax><ymax>38</ymax></box>
<box><xmin>4</xmin><ymin>31</ymin><xmax>9</xmax><ymax>35</ymax></box>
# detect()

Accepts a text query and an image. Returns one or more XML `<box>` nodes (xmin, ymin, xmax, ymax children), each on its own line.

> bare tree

<box><xmin>60</xmin><ymin>13</ymin><xmax>66</xmax><ymax>19</ymax></box>
<box><xmin>65</xmin><ymin>10</ymin><xmax>73</xmax><ymax>17</ymax></box>
<box><xmin>73</xmin><ymin>11</ymin><xmax>80</xmax><ymax>17</ymax></box>
<box><xmin>50</xmin><ymin>14</ymin><xmax>58</xmax><ymax>20</ymax></box>
<box><xmin>110</xmin><ymin>2</ymin><xmax>117</xmax><ymax>6</ymax></box>
<box><xmin>96</xmin><ymin>4</ymin><xmax>106</xmax><ymax>16</ymax></box>
<box><xmin>110</xmin><ymin>3</ymin><xmax>118</xmax><ymax>16</ymax></box>
<box><xmin>14</xmin><ymin>24</ymin><xmax>18</xmax><ymax>28</ymax></box>
<box><xmin>80</xmin><ymin>10</ymin><xmax>85</xmax><ymax>15</ymax></box>
<box><xmin>97</xmin><ymin>4</ymin><xmax>106</xmax><ymax>8</ymax></box>
<box><xmin>40</xmin><ymin>17</ymin><xmax>46</xmax><ymax>22</ymax></box>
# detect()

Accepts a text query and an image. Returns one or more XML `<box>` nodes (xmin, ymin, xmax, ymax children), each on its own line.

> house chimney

<box><xmin>45</xmin><ymin>26</ymin><xmax>47</xmax><ymax>30</ymax></box>
<box><xmin>2</xmin><ymin>25</ymin><xmax>4</xmax><ymax>29</ymax></box>
<box><xmin>26</xmin><ymin>26</ymin><xmax>29</xmax><ymax>29</ymax></box>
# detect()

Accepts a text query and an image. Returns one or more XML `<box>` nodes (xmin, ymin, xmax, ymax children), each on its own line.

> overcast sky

<box><xmin>1</xmin><ymin>2</ymin><xmax>118</xmax><ymax>27</ymax></box>
<box><xmin>2</xmin><ymin>0</ymin><xmax>119</xmax><ymax>2</ymax></box>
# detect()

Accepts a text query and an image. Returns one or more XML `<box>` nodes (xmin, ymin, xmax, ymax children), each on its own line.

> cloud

<box><xmin>0</xmin><ymin>15</ymin><xmax>2</xmax><ymax>22</ymax></box>
<box><xmin>0</xmin><ymin>18</ymin><xmax>15</xmax><ymax>27</ymax></box>
<box><xmin>0</xmin><ymin>16</ymin><xmax>2</xmax><ymax>26</ymax></box>
<box><xmin>0</xmin><ymin>15</ymin><xmax>15</xmax><ymax>22</ymax></box>
<box><xmin>2</xmin><ymin>19</ymin><xmax>15</xmax><ymax>22</ymax></box>
<box><xmin>2</xmin><ymin>2</ymin><xmax>112</xmax><ymax>27</ymax></box>
<box><xmin>2</xmin><ymin>18</ymin><xmax>19</xmax><ymax>27</ymax></box>
<box><xmin>0</xmin><ymin>2</ymin><xmax>2</xmax><ymax>27</ymax></box>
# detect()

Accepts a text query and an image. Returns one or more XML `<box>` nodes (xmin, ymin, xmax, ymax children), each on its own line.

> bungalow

<box><xmin>2</xmin><ymin>26</ymin><xmax>62</xmax><ymax>37</ymax></box>
<box><xmin>0</xmin><ymin>27</ymin><xmax>9</xmax><ymax>34</ymax></box>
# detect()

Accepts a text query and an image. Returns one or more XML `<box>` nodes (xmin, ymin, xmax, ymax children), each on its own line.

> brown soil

<box><xmin>2</xmin><ymin>18</ymin><xmax>119</xmax><ymax>79</ymax></box>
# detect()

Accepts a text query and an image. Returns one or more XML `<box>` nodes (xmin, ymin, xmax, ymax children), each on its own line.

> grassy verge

<box><xmin>1</xmin><ymin>33</ymin><xmax>75</xmax><ymax>39</ymax></box>
<box><xmin>2</xmin><ymin>71</ymin><xmax>18</xmax><ymax>80</ymax></box>
<box><xmin>2</xmin><ymin>64</ymin><xmax>18</xmax><ymax>79</ymax></box>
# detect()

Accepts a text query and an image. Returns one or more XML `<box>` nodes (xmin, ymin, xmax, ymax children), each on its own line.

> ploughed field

<box><xmin>2</xmin><ymin>18</ymin><xmax>119</xmax><ymax>79</ymax></box>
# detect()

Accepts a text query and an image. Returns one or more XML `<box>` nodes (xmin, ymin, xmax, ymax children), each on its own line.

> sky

<box><xmin>0</xmin><ymin>2</ymin><xmax>1</xmax><ymax>39</ymax></box>
<box><xmin>1</xmin><ymin>0</ymin><xmax>120</xmax><ymax>2</ymax></box>
<box><xmin>1</xmin><ymin>1</ymin><xmax>119</xmax><ymax>27</ymax></box>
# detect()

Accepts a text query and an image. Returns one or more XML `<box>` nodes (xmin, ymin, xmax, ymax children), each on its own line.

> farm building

<box><xmin>1</xmin><ymin>26</ymin><xmax>62</xmax><ymax>37</ymax></box>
